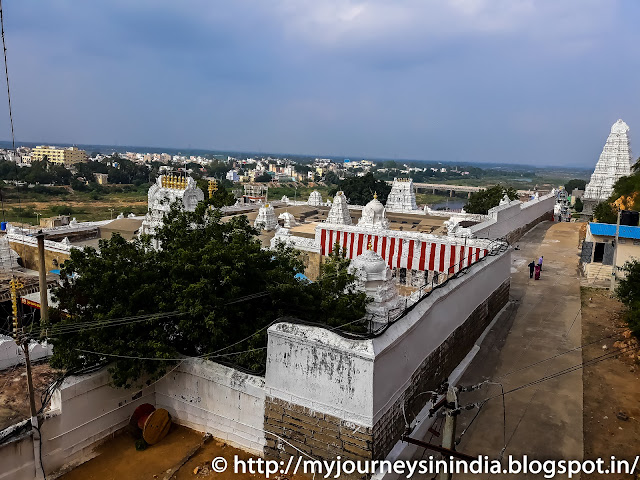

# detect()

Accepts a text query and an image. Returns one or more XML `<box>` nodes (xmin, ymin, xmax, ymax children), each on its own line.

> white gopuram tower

<box><xmin>385</xmin><ymin>178</ymin><xmax>419</xmax><ymax>212</ymax></box>
<box><xmin>140</xmin><ymin>173</ymin><xmax>205</xmax><ymax>244</ymax></box>
<box><xmin>349</xmin><ymin>245</ymin><xmax>401</xmax><ymax>327</ymax></box>
<box><xmin>254</xmin><ymin>204</ymin><xmax>278</xmax><ymax>231</ymax></box>
<box><xmin>584</xmin><ymin>119</ymin><xmax>632</xmax><ymax>202</ymax></box>
<box><xmin>307</xmin><ymin>190</ymin><xmax>323</xmax><ymax>206</ymax></box>
<box><xmin>325</xmin><ymin>191</ymin><xmax>352</xmax><ymax>225</ymax></box>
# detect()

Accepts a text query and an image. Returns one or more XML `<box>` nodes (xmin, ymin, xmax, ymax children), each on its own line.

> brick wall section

<box><xmin>505</xmin><ymin>213</ymin><xmax>552</xmax><ymax>244</ymax></box>
<box><xmin>372</xmin><ymin>279</ymin><xmax>510</xmax><ymax>459</ymax></box>
<box><xmin>264</xmin><ymin>279</ymin><xmax>510</xmax><ymax>463</ymax></box>
<box><xmin>264</xmin><ymin>396</ymin><xmax>373</xmax><ymax>462</ymax></box>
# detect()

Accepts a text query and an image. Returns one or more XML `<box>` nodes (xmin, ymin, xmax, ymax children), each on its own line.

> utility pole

<box><xmin>36</xmin><ymin>232</ymin><xmax>49</xmax><ymax>336</ymax></box>
<box><xmin>438</xmin><ymin>385</ymin><xmax>458</xmax><ymax>480</ymax></box>
<box><xmin>10</xmin><ymin>276</ymin><xmax>44</xmax><ymax>478</ymax></box>
<box><xmin>610</xmin><ymin>210</ymin><xmax>621</xmax><ymax>292</ymax></box>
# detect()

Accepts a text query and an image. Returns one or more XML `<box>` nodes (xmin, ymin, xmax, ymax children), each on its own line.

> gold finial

<box><xmin>373</xmin><ymin>192</ymin><xmax>378</xmax><ymax>199</ymax></box>
<box><xmin>367</xmin><ymin>241</ymin><xmax>373</xmax><ymax>250</ymax></box>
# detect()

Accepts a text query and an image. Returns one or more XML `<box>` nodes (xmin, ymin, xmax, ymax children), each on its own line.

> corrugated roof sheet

<box><xmin>589</xmin><ymin>222</ymin><xmax>640</xmax><ymax>240</ymax></box>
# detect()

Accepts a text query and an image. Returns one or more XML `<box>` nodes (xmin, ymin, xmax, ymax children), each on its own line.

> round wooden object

<box><xmin>142</xmin><ymin>408</ymin><xmax>171</xmax><ymax>445</ymax></box>
<box><xmin>129</xmin><ymin>403</ymin><xmax>155</xmax><ymax>431</ymax></box>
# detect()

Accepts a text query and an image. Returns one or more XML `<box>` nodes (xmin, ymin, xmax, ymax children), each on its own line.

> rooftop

<box><xmin>588</xmin><ymin>222</ymin><xmax>640</xmax><ymax>240</ymax></box>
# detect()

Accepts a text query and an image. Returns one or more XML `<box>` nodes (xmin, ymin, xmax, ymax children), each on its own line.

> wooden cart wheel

<box><xmin>142</xmin><ymin>408</ymin><xmax>172</xmax><ymax>445</ymax></box>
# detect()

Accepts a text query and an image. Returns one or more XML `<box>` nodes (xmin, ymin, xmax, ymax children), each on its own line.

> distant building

<box><xmin>32</xmin><ymin>146</ymin><xmax>87</xmax><ymax>167</ymax></box>
<box><xmin>226</xmin><ymin>170</ymin><xmax>239</xmax><ymax>182</ymax></box>
<box><xmin>94</xmin><ymin>173</ymin><xmax>109</xmax><ymax>185</ymax></box>
<box><xmin>40</xmin><ymin>215</ymin><xmax>70</xmax><ymax>228</ymax></box>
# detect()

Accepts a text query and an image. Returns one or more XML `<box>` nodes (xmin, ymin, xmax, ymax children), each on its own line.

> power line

<box><xmin>466</xmin><ymin>344</ymin><xmax>639</xmax><ymax>407</ymax></box>
<box><xmin>0</xmin><ymin>0</ymin><xmax>14</xmax><ymax>151</ymax></box>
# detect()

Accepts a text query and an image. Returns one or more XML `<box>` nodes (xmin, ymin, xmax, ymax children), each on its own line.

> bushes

<box><xmin>616</xmin><ymin>260</ymin><xmax>640</xmax><ymax>337</ymax></box>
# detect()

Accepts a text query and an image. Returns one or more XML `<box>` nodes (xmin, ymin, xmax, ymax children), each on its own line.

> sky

<box><xmin>1</xmin><ymin>0</ymin><xmax>639</xmax><ymax>167</ymax></box>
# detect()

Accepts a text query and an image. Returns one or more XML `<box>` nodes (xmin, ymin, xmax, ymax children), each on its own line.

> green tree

<box><xmin>324</xmin><ymin>171</ymin><xmax>340</xmax><ymax>185</ymax></box>
<box><xmin>254</xmin><ymin>173</ymin><xmax>272</xmax><ymax>183</ymax></box>
<box><xmin>593</xmin><ymin>201</ymin><xmax>617</xmax><ymax>223</ymax></box>
<box><xmin>330</xmin><ymin>172</ymin><xmax>392</xmax><ymax>204</ymax></box>
<box><xmin>49</xmin><ymin>202</ymin><xmax>368</xmax><ymax>387</ymax></box>
<box><xmin>616</xmin><ymin>260</ymin><xmax>640</xmax><ymax>337</ymax></box>
<box><xmin>464</xmin><ymin>185</ymin><xmax>518</xmax><ymax>215</ymax></box>
<box><xmin>574</xmin><ymin>198</ymin><xmax>584</xmax><ymax>213</ymax></box>
<box><xmin>564</xmin><ymin>179</ymin><xmax>587</xmax><ymax>192</ymax></box>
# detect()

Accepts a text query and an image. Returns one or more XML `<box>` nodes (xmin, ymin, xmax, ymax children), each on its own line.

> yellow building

<box><xmin>31</xmin><ymin>145</ymin><xmax>87</xmax><ymax>166</ymax></box>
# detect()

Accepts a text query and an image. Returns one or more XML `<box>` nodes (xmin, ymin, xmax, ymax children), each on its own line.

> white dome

<box><xmin>351</xmin><ymin>248</ymin><xmax>387</xmax><ymax>275</ymax></box>
<box><xmin>357</xmin><ymin>195</ymin><xmax>389</xmax><ymax>229</ymax></box>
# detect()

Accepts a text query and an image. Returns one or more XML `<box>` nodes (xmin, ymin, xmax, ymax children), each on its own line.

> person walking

<box><xmin>534</xmin><ymin>263</ymin><xmax>541</xmax><ymax>280</ymax></box>
<box><xmin>538</xmin><ymin>255</ymin><xmax>544</xmax><ymax>271</ymax></box>
<box><xmin>528</xmin><ymin>260</ymin><xmax>536</xmax><ymax>278</ymax></box>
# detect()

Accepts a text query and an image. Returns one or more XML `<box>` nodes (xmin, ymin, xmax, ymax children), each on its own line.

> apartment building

<box><xmin>32</xmin><ymin>145</ymin><xmax>87</xmax><ymax>166</ymax></box>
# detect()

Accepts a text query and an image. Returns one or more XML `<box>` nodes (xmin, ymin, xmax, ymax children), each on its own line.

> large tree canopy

<box><xmin>50</xmin><ymin>202</ymin><xmax>368</xmax><ymax>387</ymax></box>
<box><xmin>564</xmin><ymin>179</ymin><xmax>586</xmax><ymax>192</ymax></box>
<box><xmin>464</xmin><ymin>185</ymin><xmax>518</xmax><ymax>215</ymax></box>
<box><xmin>330</xmin><ymin>172</ymin><xmax>391</xmax><ymax>205</ymax></box>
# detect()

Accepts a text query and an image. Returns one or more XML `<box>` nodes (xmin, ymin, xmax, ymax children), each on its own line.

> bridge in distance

<box><xmin>386</xmin><ymin>181</ymin><xmax>542</xmax><ymax>197</ymax></box>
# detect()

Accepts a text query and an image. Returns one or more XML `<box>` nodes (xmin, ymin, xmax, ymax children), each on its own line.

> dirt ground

<box><xmin>581</xmin><ymin>287</ymin><xmax>640</xmax><ymax>479</ymax></box>
<box><xmin>0</xmin><ymin>362</ymin><xmax>58</xmax><ymax>431</ymax></box>
<box><xmin>60</xmin><ymin>425</ymin><xmax>310</xmax><ymax>480</ymax></box>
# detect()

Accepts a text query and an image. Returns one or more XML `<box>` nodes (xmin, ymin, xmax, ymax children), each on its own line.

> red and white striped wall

<box><xmin>318</xmin><ymin>228</ymin><xmax>489</xmax><ymax>274</ymax></box>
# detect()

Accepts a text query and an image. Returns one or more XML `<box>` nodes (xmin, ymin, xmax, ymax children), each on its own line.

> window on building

<box><xmin>619</xmin><ymin>239</ymin><xmax>626</xmax><ymax>244</ymax></box>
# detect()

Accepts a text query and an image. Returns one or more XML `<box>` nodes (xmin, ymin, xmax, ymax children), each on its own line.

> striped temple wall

<box><xmin>318</xmin><ymin>227</ymin><xmax>489</xmax><ymax>275</ymax></box>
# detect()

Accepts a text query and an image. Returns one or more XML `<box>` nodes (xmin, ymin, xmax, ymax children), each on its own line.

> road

<box><xmin>414</xmin><ymin>221</ymin><xmax>584</xmax><ymax>477</ymax></box>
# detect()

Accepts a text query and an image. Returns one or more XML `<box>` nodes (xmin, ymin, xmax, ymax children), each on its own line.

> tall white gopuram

<box><xmin>325</xmin><ymin>191</ymin><xmax>352</xmax><ymax>225</ymax></box>
<box><xmin>385</xmin><ymin>178</ymin><xmax>419</xmax><ymax>212</ymax></box>
<box><xmin>140</xmin><ymin>173</ymin><xmax>204</xmax><ymax>241</ymax></box>
<box><xmin>254</xmin><ymin>204</ymin><xmax>278</xmax><ymax>231</ymax></box>
<box><xmin>307</xmin><ymin>190</ymin><xmax>323</xmax><ymax>206</ymax></box>
<box><xmin>349</xmin><ymin>246</ymin><xmax>401</xmax><ymax>327</ymax></box>
<box><xmin>584</xmin><ymin>119</ymin><xmax>632</xmax><ymax>201</ymax></box>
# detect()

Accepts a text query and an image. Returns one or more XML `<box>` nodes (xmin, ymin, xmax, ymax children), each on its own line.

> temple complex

<box><xmin>140</xmin><ymin>173</ymin><xmax>204</xmax><ymax>243</ymax></box>
<box><xmin>584</xmin><ymin>119</ymin><xmax>632</xmax><ymax>202</ymax></box>
<box><xmin>385</xmin><ymin>177</ymin><xmax>419</xmax><ymax>213</ymax></box>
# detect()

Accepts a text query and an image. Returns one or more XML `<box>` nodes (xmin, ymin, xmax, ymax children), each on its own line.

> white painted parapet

<box><xmin>155</xmin><ymin>358</ymin><xmax>266</xmax><ymax>455</ymax></box>
<box><xmin>465</xmin><ymin>192</ymin><xmax>556</xmax><ymax>240</ymax></box>
<box><xmin>0</xmin><ymin>336</ymin><xmax>53</xmax><ymax>370</ymax></box>
<box><xmin>264</xmin><ymin>249</ymin><xmax>511</xmax><ymax>429</ymax></box>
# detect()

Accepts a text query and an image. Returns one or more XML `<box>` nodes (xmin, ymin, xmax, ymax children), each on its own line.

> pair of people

<box><xmin>528</xmin><ymin>256</ymin><xmax>543</xmax><ymax>280</ymax></box>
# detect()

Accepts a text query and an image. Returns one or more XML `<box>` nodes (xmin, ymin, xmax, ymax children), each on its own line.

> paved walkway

<box><xmin>416</xmin><ymin>221</ymin><xmax>584</xmax><ymax>475</ymax></box>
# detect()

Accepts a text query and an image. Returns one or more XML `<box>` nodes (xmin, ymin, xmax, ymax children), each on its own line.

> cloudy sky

<box><xmin>1</xmin><ymin>1</ymin><xmax>639</xmax><ymax>166</ymax></box>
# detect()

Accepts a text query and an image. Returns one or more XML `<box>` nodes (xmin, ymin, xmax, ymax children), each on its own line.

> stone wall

<box><xmin>503</xmin><ymin>210</ymin><xmax>554</xmax><ymax>244</ymax></box>
<box><xmin>263</xmin><ymin>249</ymin><xmax>511</xmax><ymax>464</ymax></box>
<box><xmin>468</xmin><ymin>193</ymin><xmax>555</xmax><ymax>241</ymax></box>
<box><xmin>8</xmin><ymin>240</ymin><xmax>70</xmax><ymax>271</ymax></box>
<box><xmin>264</xmin><ymin>396</ymin><xmax>373</xmax><ymax>462</ymax></box>
<box><xmin>371</xmin><ymin>279</ymin><xmax>509</xmax><ymax>459</ymax></box>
